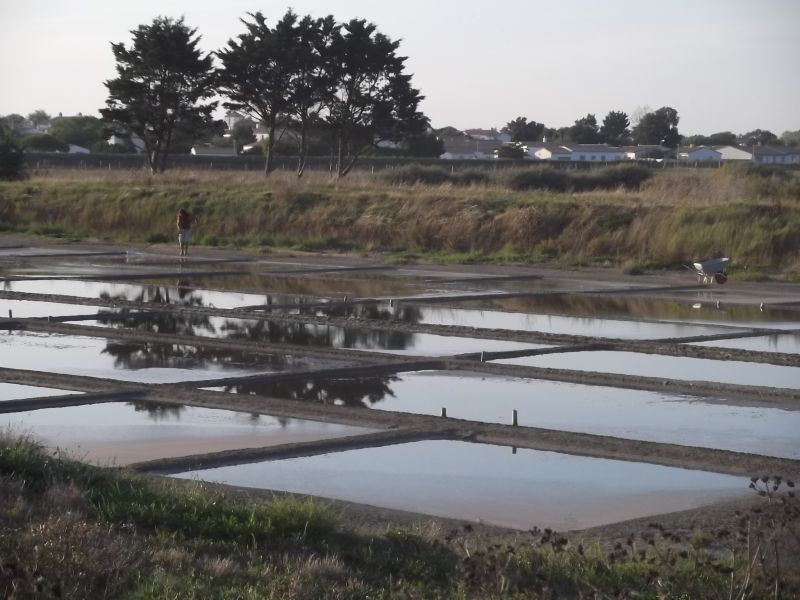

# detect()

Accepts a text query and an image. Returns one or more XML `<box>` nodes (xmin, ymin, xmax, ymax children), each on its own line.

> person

<box><xmin>176</xmin><ymin>208</ymin><xmax>195</xmax><ymax>256</ymax></box>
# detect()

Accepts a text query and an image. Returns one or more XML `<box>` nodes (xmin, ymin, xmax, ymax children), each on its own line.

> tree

<box><xmin>503</xmin><ymin>117</ymin><xmax>545</xmax><ymax>142</ymax></box>
<box><xmin>325</xmin><ymin>19</ymin><xmax>427</xmax><ymax>177</ymax></box>
<box><xmin>781</xmin><ymin>129</ymin><xmax>800</xmax><ymax>147</ymax></box>
<box><xmin>494</xmin><ymin>142</ymin><xmax>526</xmax><ymax>159</ymax></box>
<box><xmin>434</xmin><ymin>126</ymin><xmax>464</xmax><ymax>137</ymax></box>
<box><xmin>49</xmin><ymin>115</ymin><xmax>104</xmax><ymax>149</ymax></box>
<box><xmin>632</xmin><ymin>106</ymin><xmax>680</xmax><ymax>147</ymax></box>
<box><xmin>0</xmin><ymin>114</ymin><xmax>26</xmax><ymax>134</ymax></box>
<box><xmin>738</xmin><ymin>129</ymin><xmax>779</xmax><ymax>146</ymax></box>
<box><xmin>708</xmin><ymin>131</ymin><xmax>737</xmax><ymax>146</ymax></box>
<box><xmin>600</xmin><ymin>111</ymin><xmax>630</xmax><ymax>146</ymax></box>
<box><xmin>217</xmin><ymin>10</ymin><xmax>299</xmax><ymax>175</ymax></box>
<box><xmin>21</xmin><ymin>133</ymin><xmax>69</xmax><ymax>152</ymax></box>
<box><xmin>0</xmin><ymin>123</ymin><xmax>25</xmax><ymax>180</ymax></box>
<box><xmin>285</xmin><ymin>14</ymin><xmax>338</xmax><ymax>177</ymax></box>
<box><xmin>568</xmin><ymin>114</ymin><xmax>600</xmax><ymax>143</ymax></box>
<box><xmin>399</xmin><ymin>132</ymin><xmax>445</xmax><ymax>157</ymax></box>
<box><xmin>101</xmin><ymin>16</ymin><xmax>218</xmax><ymax>174</ymax></box>
<box><xmin>27</xmin><ymin>110</ymin><xmax>51</xmax><ymax>129</ymax></box>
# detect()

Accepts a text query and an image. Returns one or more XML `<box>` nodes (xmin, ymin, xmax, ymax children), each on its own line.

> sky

<box><xmin>2</xmin><ymin>0</ymin><xmax>798</xmax><ymax>136</ymax></box>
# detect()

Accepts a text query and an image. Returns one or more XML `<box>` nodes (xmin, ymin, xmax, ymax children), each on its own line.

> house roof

<box><xmin>563</xmin><ymin>144</ymin><xmax>625</xmax><ymax>153</ymax></box>
<box><xmin>441</xmin><ymin>137</ymin><xmax>499</xmax><ymax>155</ymax></box>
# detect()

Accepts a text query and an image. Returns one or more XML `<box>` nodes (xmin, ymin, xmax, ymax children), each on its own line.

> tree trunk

<box><xmin>264</xmin><ymin>117</ymin><xmax>276</xmax><ymax>176</ymax></box>
<box><xmin>296</xmin><ymin>120</ymin><xmax>308</xmax><ymax>179</ymax></box>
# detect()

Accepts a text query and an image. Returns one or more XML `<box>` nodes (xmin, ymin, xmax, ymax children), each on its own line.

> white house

<box><xmin>714</xmin><ymin>145</ymin><xmax>754</xmax><ymax>161</ymax></box>
<box><xmin>463</xmin><ymin>128</ymin><xmax>511</xmax><ymax>143</ymax></box>
<box><xmin>621</xmin><ymin>145</ymin><xmax>669</xmax><ymax>160</ymax></box>
<box><xmin>528</xmin><ymin>143</ymin><xmax>571</xmax><ymax>161</ymax></box>
<box><xmin>191</xmin><ymin>146</ymin><xmax>238</xmax><ymax>156</ymax></box>
<box><xmin>679</xmin><ymin>146</ymin><xmax>722</xmax><ymax>161</ymax></box>
<box><xmin>440</xmin><ymin>137</ymin><xmax>498</xmax><ymax>159</ymax></box>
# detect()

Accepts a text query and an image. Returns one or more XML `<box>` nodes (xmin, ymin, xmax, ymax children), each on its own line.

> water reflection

<box><xmin>222</xmin><ymin>375</ymin><xmax>398</xmax><ymax>408</ymax></box>
<box><xmin>128</xmin><ymin>399</ymin><xmax>184</xmax><ymax>420</ymax></box>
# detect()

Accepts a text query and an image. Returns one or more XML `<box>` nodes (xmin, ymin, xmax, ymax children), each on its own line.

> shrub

<box><xmin>451</xmin><ymin>169</ymin><xmax>490</xmax><ymax>186</ymax></box>
<box><xmin>380</xmin><ymin>164</ymin><xmax>451</xmax><ymax>185</ymax></box>
<box><xmin>506</xmin><ymin>166</ymin><xmax>571</xmax><ymax>192</ymax></box>
<box><xmin>0</xmin><ymin>126</ymin><xmax>26</xmax><ymax>181</ymax></box>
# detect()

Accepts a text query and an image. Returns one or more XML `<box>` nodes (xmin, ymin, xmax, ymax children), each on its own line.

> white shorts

<box><xmin>178</xmin><ymin>229</ymin><xmax>192</xmax><ymax>244</ymax></box>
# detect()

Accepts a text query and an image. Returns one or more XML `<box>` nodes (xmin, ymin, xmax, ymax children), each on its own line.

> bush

<box><xmin>506</xmin><ymin>166</ymin><xmax>571</xmax><ymax>192</ymax></box>
<box><xmin>380</xmin><ymin>164</ymin><xmax>451</xmax><ymax>185</ymax></box>
<box><xmin>574</xmin><ymin>164</ymin><xmax>653</xmax><ymax>191</ymax></box>
<box><xmin>451</xmin><ymin>169</ymin><xmax>490</xmax><ymax>186</ymax></box>
<box><xmin>0</xmin><ymin>129</ymin><xmax>26</xmax><ymax>181</ymax></box>
<box><xmin>21</xmin><ymin>133</ymin><xmax>69</xmax><ymax>153</ymax></box>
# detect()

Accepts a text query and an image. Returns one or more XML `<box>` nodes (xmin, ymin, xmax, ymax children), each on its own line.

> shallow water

<box><xmin>213</xmin><ymin>371</ymin><xmax>800</xmax><ymax>458</ymax></box>
<box><xmin>0</xmin><ymin>331</ymin><xmax>293</xmax><ymax>383</ymax></box>
<box><xmin>1</xmin><ymin>299</ymin><xmax>102</xmax><ymax>319</ymax></box>
<box><xmin>0</xmin><ymin>382</ymin><xmax>79</xmax><ymax>402</ymax></box>
<box><xmin>2</xmin><ymin>401</ymin><xmax>372</xmax><ymax>465</ymax></box>
<box><xmin>690</xmin><ymin>334</ymin><xmax>800</xmax><ymax>354</ymax></box>
<box><xmin>415</xmin><ymin>306</ymin><xmax>736</xmax><ymax>340</ymax></box>
<box><xmin>71</xmin><ymin>313</ymin><xmax>549</xmax><ymax>357</ymax></box>
<box><xmin>3</xmin><ymin>279</ymin><xmax>275</xmax><ymax>310</ymax></box>
<box><xmin>173</xmin><ymin>440</ymin><xmax>747</xmax><ymax>530</ymax></box>
<box><xmin>495</xmin><ymin>351</ymin><xmax>800</xmax><ymax>389</ymax></box>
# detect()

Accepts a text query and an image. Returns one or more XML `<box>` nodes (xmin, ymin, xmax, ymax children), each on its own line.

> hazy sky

<box><xmin>2</xmin><ymin>0</ymin><xmax>798</xmax><ymax>135</ymax></box>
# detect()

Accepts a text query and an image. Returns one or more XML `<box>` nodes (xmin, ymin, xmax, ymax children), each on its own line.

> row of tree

<box><xmin>502</xmin><ymin>109</ymin><xmax>800</xmax><ymax>149</ymax></box>
<box><xmin>101</xmin><ymin>11</ymin><xmax>427</xmax><ymax>176</ymax></box>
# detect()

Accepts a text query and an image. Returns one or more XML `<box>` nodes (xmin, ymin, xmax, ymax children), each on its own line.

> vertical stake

<box><xmin>512</xmin><ymin>409</ymin><xmax>518</xmax><ymax>426</ymax></box>
<box><xmin>8</xmin><ymin>310</ymin><xmax>11</xmax><ymax>319</ymax></box>
<box><xmin>441</xmin><ymin>407</ymin><xmax>447</xmax><ymax>418</ymax></box>
<box><xmin>480</xmin><ymin>351</ymin><xmax>485</xmax><ymax>362</ymax></box>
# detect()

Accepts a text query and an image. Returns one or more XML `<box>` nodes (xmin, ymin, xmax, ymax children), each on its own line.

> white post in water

<box><xmin>480</xmin><ymin>351</ymin><xmax>485</xmax><ymax>362</ymax></box>
<box><xmin>441</xmin><ymin>407</ymin><xmax>447</xmax><ymax>417</ymax></box>
<box><xmin>512</xmin><ymin>409</ymin><xmax>518</xmax><ymax>426</ymax></box>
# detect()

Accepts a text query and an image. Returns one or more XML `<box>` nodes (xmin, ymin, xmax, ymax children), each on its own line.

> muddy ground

<box><xmin>1</xmin><ymin>233</ymin><xmax>799</xmax><ymax>546</ymax></box>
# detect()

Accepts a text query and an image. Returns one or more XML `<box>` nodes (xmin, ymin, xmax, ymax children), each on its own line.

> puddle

<box><xmin>172</xmin><ymin>440</ymin><xmax>747</xmax><ymax>530</ymax></box>
<box><xmin>0</xmin><ymin>331</ymin><xmax>295</xmax><ymax>383</ymax></box>
<box><xmin>2</xmin><ymin>401</ymin><xmax>372</xmax><ymax>465</ymax></box>
<box><xmin>1</xmin><ymin>299</ymin><xmax>103</xmax><ymax>319</ymax></box>
<box><xmin>690</xmin><ymin>334</ymin><xmax>800</xmax><ymax>354</ymax></box>
<box><xmin>413</xmin><ymin>306</ymin><xmax>736</xmax><ymax>340</ymax></box>
<box><xmin>495</xmin><ymin>351</ymin><xmax>800</xmax><ymax>389</ymax></box>
<box><xmin>213</xmin><ymin>371</ymin><xmax>800</xmax><ymax>458</ymax></box>
<box><xmin>73</xmin><ymin>312</ymin><xmax>549</xmax><ymax>357</ymax></box>
<box><xmin>0</xmin><ymin>382</ymin><xmax>80</xmax><ymax>402</ymax></box>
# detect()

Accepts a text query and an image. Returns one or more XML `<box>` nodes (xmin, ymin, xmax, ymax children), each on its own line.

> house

<box><xmin>527</xmin><ymin>143</ymin><xmax>571</xmax><ymax>161</ymax></box>
<box><xmin>622</xmin><ymin>145</ymin><xmax>670</xmax><ymax>160</ymax></box>
<box><xmin>463</xmin><ymin>128</ymin><xmax>511</xmax><ymax>143</ymax></box>
<box><xmin>67</xmin><ymin>144</ymin><xmax>90</xmax><ymax>154</ymax></box>
<box><xmin>564</xmin><ymin>144</ymin><xmax>626</xmax><ymax>162</ymax></box>
<box><xmin>753</xmin><ymin>145</ymin><xmax>800</xmax><ymax>164</ymax></box>
<box><xmin>714</xmin><ymin>145</ymin><xmax>754</xmax><ymax>161</ymax></box>
<box><xmin>714</xmin><ymin>144</ymin><xmax>800</xmax><ymax>164</ymax></box>
<box><xmin>679</xmin><ymin>146</ymin><xmax>721</xmax><ymax>161</ymax></box>
<box><xmin>191</xmin><ymin>146</ymin><xmax>238</xmax><ymax>156</ymax></box>
<box><xmin>440</xmin><ymin>137</ymin><xmax>498</xmax><ymax>160</ymax></box>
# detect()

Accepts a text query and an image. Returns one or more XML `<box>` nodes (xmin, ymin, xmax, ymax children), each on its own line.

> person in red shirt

<box><xmin>176</xmin><ymin>208</ymin><xmax>195</xmax><ymax>256</ymax></box>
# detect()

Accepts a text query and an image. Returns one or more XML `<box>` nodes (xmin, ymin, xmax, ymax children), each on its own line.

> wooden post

<box><xmin>441</xmin><ymin>407</ymin><xmax>447</xmax><ymax>417</ymax></box>
<box><xmin>512</xmin><ymin>409</ymin><xmax>518</xmax><ymax>426</ymax></box>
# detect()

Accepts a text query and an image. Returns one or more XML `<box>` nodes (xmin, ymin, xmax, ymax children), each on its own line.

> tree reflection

<box><xmin>102</xmin><ymin>340</ymin><xmax>288</xmax><ymax>371</ymax></box>
<box><xmin>127</xmin><ymin>399</ymin><xmax>184</xmax><ymax>420</ymax></box>
<box><xmin>227</xmin><ymin>375</ymin><xmax>398</xmax><ymax>408</ymax></box>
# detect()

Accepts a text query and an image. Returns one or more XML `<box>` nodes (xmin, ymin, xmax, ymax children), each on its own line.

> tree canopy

<box><xmin>48</xmin><ymin>115</ymin><xmax>104</xmax><ymax>149</ymax></box>
<box><xmin>101</xmin><ymin>16</ymin><xmax>218</xmax><ymax>173</ymax></box>
<box><xmin>632</xmin><ymin>106</ymin><xmax>680</xmax><ymax>147</ymax></box>
<box><xmin>0</xmin><ymin>123</ymin><xmax>26</xmax><ymax>180</ymax></box>
<box><xmin>568</xmin><ymin>114</ymin><xmax>600</xmax><ymax>144</ymax></box>
<box><xmin>600</xmin><ymin>111</ymin><xmax>630</xmax><ymax>146</ymax></box>
<box><xmin>503</xmin><ymin>117</ymin><xmax>545</xmax><ymax>142</ymax></box>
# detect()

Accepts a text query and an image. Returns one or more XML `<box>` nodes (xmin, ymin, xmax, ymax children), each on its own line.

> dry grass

<box><xmin>3</xmin><ymin>166</ymin><xmax>799</xmax><ymax>270</ymax></box>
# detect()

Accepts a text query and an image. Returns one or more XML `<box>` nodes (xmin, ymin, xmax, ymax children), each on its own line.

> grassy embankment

<box><xmin>2</xmin><ymin>435</ymin><xmax>798</xmax><ymax>598</ymax></box>
<box><xmin>1</xmin><ymin>163</ymin><xmax>799</xmax><ymax>275</ymax></box>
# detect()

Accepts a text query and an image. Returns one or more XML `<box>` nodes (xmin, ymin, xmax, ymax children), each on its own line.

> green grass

<box><xmin>1</xmin><ymin>434</ymin><xmax>798</xmax><ymax>599</ymax></box>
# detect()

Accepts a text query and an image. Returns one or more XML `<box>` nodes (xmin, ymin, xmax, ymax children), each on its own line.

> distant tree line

<box><xmin>496</xmin><ymin>108</ymin><xmax>799</xmax><ymax>152</ymax></box>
